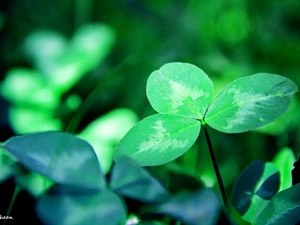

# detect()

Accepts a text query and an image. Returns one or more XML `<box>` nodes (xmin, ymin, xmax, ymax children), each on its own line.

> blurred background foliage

<box><xmin>0</xmin><ymin>0</ymin><xmax>299</xmax><ymax>224</ymax></box>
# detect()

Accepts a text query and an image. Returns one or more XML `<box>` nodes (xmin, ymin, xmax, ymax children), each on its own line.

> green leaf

<box><xmin>36</xmin><ymin>187</ymin><xmax>126</xmax><ymax>225</ymax></box>
<box><xmin>47</xmin><ymin>23</ymin><xmax>115</xmax><ymax>93</ymax></box>
<box><xmin>114</xmin><ymin>114</ymin><xmax>200</xmax><ymax>166</ymax></box>
<box><xmin>166</xmin><ymin>163</ymin><xmax>205</xmax><ymax>193</ymax></box>
<box><xmin>255</xmin><ymin>98</ymin><xmax>299</xmax><ymax>136</ymax></box>
<box><xmin>125</xmin><ymin>215</ymin><xmax>140</xmax><ymax>225</ymax></box>
<box><xmin>146</xmin><ymin>62</ymin><xmax>213</xmax><ymax>119</ymax></box>
<box><xmin>23</xmin><ymin>30</ymin><xmax>67</xmax><ymax>64</ymax></box>
<box><xmin>24</xmin><ymin>24</ymin><xmax>115</xmax><ymax>94</ymax></box>
<box><xmin>232</xmin><ymin>160</ymin><xmax>280</xmax><ymax>222</ymax></box>
<box><xmin>0</xmin><ymin>68</ymin><xmax>60</xmax><ymax>110</ymax></box>
<box><xmin>139</xmin><ymin>222</ymin><xmax>166</xmax><ymax>225</ymax></box>
<box><xmin>273</xmin><ymin>147</ymin><xmax>295</xmax><ymax>191</ymax></box>
<box><xmin>152</xmin><ymin>189</ymin><xmax>221</xmax><ymax>225</ymax></box>
<box><xmin>0</xmin><ymin>146</ymin><xmax>18</xmax><ymax>182</ymax></box>
<box><xmin>205</xmin><ymin>73</ymin><xmax>298</xmax><ymax>133</ymax></box>
<box><xmin>78</xmin><ymin>108</ymin><xmax>138</xmax><ymax>143</ymax></box>
<box><xmin>71</xmin><ymin>23</ymin><xmax>115</xmax><ymax>68</ymax></box>
<box><xmin>78</xmin><ymin>108</ymin><xmax>138</xmax><ymax>174</ymax></box>
<box><xmin>110</xmin><ymin>158</ymin><xmax>170</xmax><ymax>203</ymax></box>
<box><xmin>16</xmin><ymin>172</ymin><xmax>54</xmax><ymax>198</ymax></box>
<box><xmin>253</xmin><ymin>183</ymin><xmax>300</xmax><ymax>225</ymax></box>
<box><xmin>8</xmin><ymin>106</ymin><xmax>62</xmax><ymax>134</ymax></box>
<box><xmin>2</xmin><ymin>131</ymin><xmax>105</xmax><ymax>190</ymax></box>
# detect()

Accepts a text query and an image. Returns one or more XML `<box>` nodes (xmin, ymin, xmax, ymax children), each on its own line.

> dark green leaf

<box><xmin>152</xmin><ymin>189</ymin><xmax>221</xmax><ymax>225</ymax></box>
<box><xmin>2</xmin><ymin>131</ymin><xmax>104</xmax><ymax>190</ymax></box>
<box><xmin>110</xmin><ymin>158</ymin><xmax>170</xmax><ymax>203</ymax></box>
<box><xmin>167</xmin><ymin>164</ymin><xmax>204</xmax><ymax>194</ymax></box>
<box><xmin>256</xmin><ymin>173</ymin><xmax>280</xmax><ymax>200</ymax></box>
<box><xmin>232</xmin><ymin>160</ymin><xmax>280</xmax><ymax>222</ymax></box>
<box><xmin>253</xmin><ymin>183</ymin><xmax>300</xmax><ymax>225</ymax></box>
<box><xmin>36</xmin><ymin>187</ymin><xmax>126</xmax><ymax>225</ymax></box>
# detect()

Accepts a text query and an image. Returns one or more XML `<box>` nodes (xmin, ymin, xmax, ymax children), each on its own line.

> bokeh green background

<box><xmin>0</xmin><ymin>0</ymin><xmax>299</xmax><ymax>224</ymax></box>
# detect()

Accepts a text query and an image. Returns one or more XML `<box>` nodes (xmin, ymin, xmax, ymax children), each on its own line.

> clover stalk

<box><xmin>201</xmin><ymin>121</ymin><xmax>228</xmax><ymax>208</ymax></box>
<box><xmin>3</xmin><ymin>185</ymin><xmax>21</xmax><ymax>225</ymax></box>
<box><xmin>201</xmin><ymin>120</ymin><xmax>250</xmax><ymax>225</ymax></box>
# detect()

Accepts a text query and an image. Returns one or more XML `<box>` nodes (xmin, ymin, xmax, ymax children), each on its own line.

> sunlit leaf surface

<box><xmin>78</xmin><ymin>108</ymin><xmax>138</xmax><ymax>174</ymax></box>
<box><xmin>16</xmin><ymin>172</ymin><xmax>54</xmax><ymax>198</ymax></box>
<box><xmin>0</xmin><ymin>68</ymin><xmax>60</xmax><ymax>109</ymax></box>
<box><xmin>205</xmin><ymin>73</ymin><xmax>298</xmax><ymax>133</ymax></box>
<box><xmin>147</xmin><ymin>62</ymin><xmax>213</xmax><ymax>119</ymax></box>
<box><xmin>273</xmin><ymin>147</ymin><xmax>295</xmax><ymax>191</ymax></box>
<box><xmin>9</xmin><ymin>106</ymin><xmax>62</xmax><ymax>134</ymax></box>
<box><xmin>114</xmin><ymin>114</ymin><xmax>200</xmax><ymax>166</ymax></box>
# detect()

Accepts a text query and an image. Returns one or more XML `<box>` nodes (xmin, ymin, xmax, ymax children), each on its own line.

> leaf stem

<box><xmin>202</xmin><ymin>122</ymin><xmax>250</xmax><ymax>225</ymax></box>
<box><xmin>202</xmin><ymin>123</ymin><xmax>228</xmax><ymax>208</ymax></box>
<box><xmin>3</xmin><ymin>185</ymin><xmax>21</xmax><ymax>225</ymax></box>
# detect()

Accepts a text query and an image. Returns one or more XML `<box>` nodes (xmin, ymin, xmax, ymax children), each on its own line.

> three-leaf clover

<box><xmin>114</xmin><ymin>62</ymin><xmax>298</xmax><ymax>166</ymax></box>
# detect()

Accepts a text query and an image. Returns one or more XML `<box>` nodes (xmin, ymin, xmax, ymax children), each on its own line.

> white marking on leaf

<box><xmin>223</xmin><ymin>88</ymin><xmax>270</xmax><ymax>130</ymax></box>
<box><xmin>167</xmin><ymin>79</ymin><xmax>209</xmax><ymax>114</ymax></box>
<box><xmin>139</xmin><ymin>119</ymin><xmax>188</xmax><ymax>153</ymax></box>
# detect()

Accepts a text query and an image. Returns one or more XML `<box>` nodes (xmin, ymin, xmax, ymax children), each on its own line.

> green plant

<box><xmin>114</xmin><ymin>62</ymin><xmax>299</xmax><ymax>224</ymax></box>
<box><xmin>0</xmin><ymin>22</ymin><xmax>115</xmax><ymax>134</ymax></box>
<box><xmin>0</xmin><ymin>62</ymin><xmax>299</xmax><ymax>225</ymax></box>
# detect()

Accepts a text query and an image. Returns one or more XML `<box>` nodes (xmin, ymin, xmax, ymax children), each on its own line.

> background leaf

<box><xmin>8</xmin><ymin>106</ymin><xmax>62</xmax><ymax>134</ymax></box>
<box><xmin>114</xmin><ymin>114</ymin><xmax>200</xmax><ymax>166</ymax></box>
<box><xmin>77</xmin><ymin>108</ymin><xmax>138</xmax><ymax>174</ymax></box>
<box><xmin>23</xmin><ymin>29</ymin><xmax>67</xmax><ymax>67</ymax></box>
<box><xmin>166</xmin><ymin>163</ymin><xmax>205</xmax><ymax>194</ymax></box>
<box><xmin>146</xmin><ymin>62</ymin><xmax>213</xmax><ymax>119</ymax></box>
<box><xmin>70</xmin><ymin>23</ymin><xmax>115</xmax><ymax>69</ymax></box>
<box><xmin>272</xmin><ymin>147</ymin><xmax>295</xmax><ymax>191</ymax></box>
<box><xmin>16</xmin><ymin>171</ymin><xmax>54</xmax><ymax>198</ymax></box>
<box><xmin>47</xmin><ymin>23</ymin><xmax>115</xmax><ymax>93</ymax></box>
<box><xmin>253</xmin><ymin>183</ymin><xmax>300</xmax><ymax>225</ymax></box>
<box><xmin>0</xmin><ymin>68</ymin><xmax>60</xmax><ymax>110</ymax></box>
<box><xmin>151</xmin><ymin>189</ymin><xmax>221</xmax><ymax>225</ymax></box>
<box><xmin>36</xmin><ymin>186</ymin><xmax>126</xmax><ymax>225</ymax></box>
<box><xmin>205</xmin><ymin>73</ymin><xmax>298</xmax><ymax>133</ymax></box>
<box><xmin>2</xmin><ymin>131</ymin><xmax>105</xmax><ymax>190</ymax></box>
<box><xmin>110</xmin><ymin>158</ymin><xmax>170</xmax><ymax>203</ymax></box>
<box><xmin>0</xmin><ymin>146</ymin><xmax>18</xmax><ymax>182</ymax></box>
<box><xmin>232</xmin><ymin>160</ymin><xmax>280</xmax><ymax>222</ymax></box>
<box><xmin>255</xmin><ymin>98</ymin><xmax>300</xmax><ymax>136</ymax></box>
